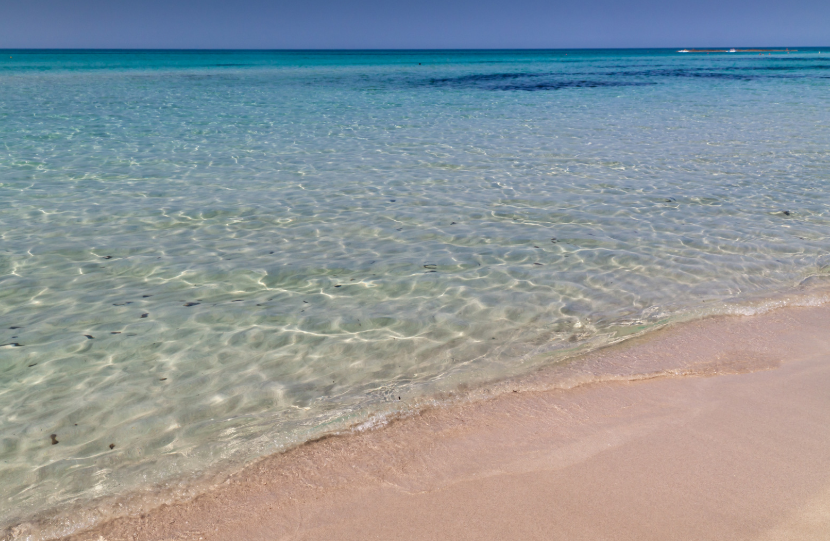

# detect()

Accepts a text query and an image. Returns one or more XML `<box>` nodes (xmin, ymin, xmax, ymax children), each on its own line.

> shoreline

<box><xmin>7</xmin><ymin>299</ymin><xmax>829</xmax><ymax>540</ymax></box>
<box><xmin>2</xmin><ymin>48</ymin><xmax>830</xmax><ymax>541</ymax></box>
<box><xmin>4</xmin><ymin>284</ymin><xmax>826</xmax><ymax>540</ymax></box>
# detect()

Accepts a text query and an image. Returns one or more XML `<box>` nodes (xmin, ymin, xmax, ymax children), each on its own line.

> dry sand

<box><xmin>40</xmin><ymin>304</ymin><xmax>830</xmax><ymax>540</ymax></box>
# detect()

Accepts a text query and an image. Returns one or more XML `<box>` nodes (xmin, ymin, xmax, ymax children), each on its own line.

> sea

<box><xmin>1</xmin><ymin>48</ymin><xmax>829</xmax><ymax>537</ymax></box>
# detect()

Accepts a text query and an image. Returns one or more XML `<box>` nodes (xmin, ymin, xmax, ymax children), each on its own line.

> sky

<box><xmin>1</xmin><ymin>0</ymin><xmax>828</xmax><ymax>49</ymax></box>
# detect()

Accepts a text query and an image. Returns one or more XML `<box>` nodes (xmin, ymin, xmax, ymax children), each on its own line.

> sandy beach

<box><xmin>31</xmin><ymin>301</ymin><xmax>829</xmax><ymax>541</ymax></box>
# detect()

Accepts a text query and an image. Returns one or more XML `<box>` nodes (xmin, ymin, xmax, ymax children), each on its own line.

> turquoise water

<box><xmin>1</xmin><ymin>49</ymin><xmax>830</xmax><ymax>533</ymax></box>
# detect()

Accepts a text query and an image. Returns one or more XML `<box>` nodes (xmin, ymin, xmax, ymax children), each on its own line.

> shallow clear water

<box><xmin>1</xmin><ymin>49</ymin><xmax>830</xmax><ymax>530</ymax></box>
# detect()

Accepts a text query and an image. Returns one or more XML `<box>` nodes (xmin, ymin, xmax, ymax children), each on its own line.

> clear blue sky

<box><xmin>2</xmin><ymin>0</ymin><xmax>828</xmax><ymax>49</ymax></box>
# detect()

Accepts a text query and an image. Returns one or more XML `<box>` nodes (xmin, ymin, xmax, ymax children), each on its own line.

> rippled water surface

<box><xmin>1</xmin><ymin>49</ymin><xmax>830</xmax><ymax>530</ymax></box>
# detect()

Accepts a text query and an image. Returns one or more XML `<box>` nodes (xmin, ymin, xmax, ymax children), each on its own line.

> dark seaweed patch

<box><xmin>423</xmin><ymin>72</ymin><xmax>651</xmax><ymax>91</ymax></box>
<box><xmin>503</xmin><ymin>80</ymin><xmax>651</xmax><ymax>91</ymax></box>
<box><xmin>430</xmin><ymin>72</ymin><xmax>545</xmax><ymax>84</ymax></box>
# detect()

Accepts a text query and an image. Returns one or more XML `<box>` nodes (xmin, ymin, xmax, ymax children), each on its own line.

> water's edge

<box><xmin>5</xmin><ymin>282</ymin><xmax>829</xmax><ymax>541</ymax></box>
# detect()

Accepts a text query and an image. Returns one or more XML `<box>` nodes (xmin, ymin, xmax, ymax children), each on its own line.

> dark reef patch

<box><xmin>422</xmin><ymin>72</ymin><xmax>653</xmax><ymax>91</ymax></box>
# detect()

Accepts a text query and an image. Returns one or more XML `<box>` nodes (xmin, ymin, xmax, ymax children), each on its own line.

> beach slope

<box><xmin>58</xmin><ymin>304</ymin><xmax>830</xmax><ymax>541</ymax></box>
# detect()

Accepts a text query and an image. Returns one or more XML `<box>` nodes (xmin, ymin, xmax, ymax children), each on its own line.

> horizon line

<box><xmin>0</xmin><ymin>46</ymin><xmax>825</xmax><ymax>52</ymax></box>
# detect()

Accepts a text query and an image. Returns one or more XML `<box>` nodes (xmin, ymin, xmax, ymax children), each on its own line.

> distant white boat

<box><xmin>678</xmin><ymin>49</ymin><xmax>690</xmax><ymax>53</ymax></box>
<box><xmin>729</xmin><ymin>49</ymin><xmax>736</xmax><ymax>53</ymax></box>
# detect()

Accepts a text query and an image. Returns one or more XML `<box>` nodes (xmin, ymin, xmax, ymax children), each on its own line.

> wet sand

<box><xmin>37</xmin><ymin>303</ymin><xmax>830</xmax><ymax>540</ymax></box>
